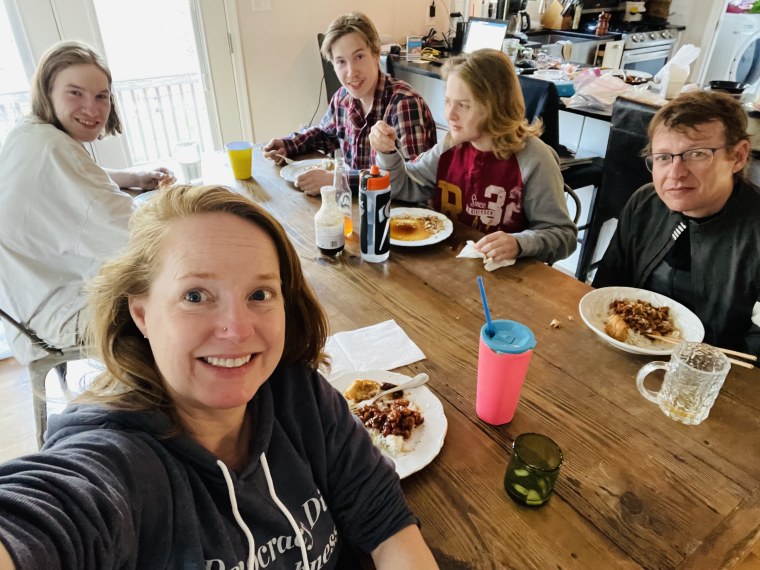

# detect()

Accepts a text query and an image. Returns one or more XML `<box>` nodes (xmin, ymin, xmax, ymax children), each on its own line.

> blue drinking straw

<box><xmin>477</xmin><ymin>276</ymin><xmax>495</xmax><ymax>338</ymax></box>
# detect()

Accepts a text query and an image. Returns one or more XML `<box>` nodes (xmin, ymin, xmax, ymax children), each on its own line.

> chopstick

<box><xmin>646</xmin><ymin>334</ymin><xmax>757</xmax><ymax>369</ymax></box>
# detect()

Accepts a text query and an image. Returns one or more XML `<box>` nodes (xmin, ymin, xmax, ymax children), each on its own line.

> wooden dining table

<box><xmin>198</xmin><ymin>149</ymin><xmax>760</xmax><ymax>569</ymax></box>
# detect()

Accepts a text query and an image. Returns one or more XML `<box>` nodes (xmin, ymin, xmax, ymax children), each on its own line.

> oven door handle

<box><xmin>622</xmin><ymin>49</ymin><xmax>673</xmax><ymax>64</ymax></box>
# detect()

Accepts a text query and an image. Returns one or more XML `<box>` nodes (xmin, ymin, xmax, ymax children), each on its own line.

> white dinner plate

<box><xmin>132</xmin><ymin>190</ymin><xmax>159</xmax><ymax>206</ymax></box>
<box><xmin>389</xmin><ymin>208</ymin><xmax>453</xmax><ymax>247</ymax></box>
<box><xmin>329</xmin><ymin>370</ymin><xmax>447</xmax><ymax>479</ymax></box>
<box><xmin>279</xmin><ymin>158</ymin><xmax>335</xmax><ymax>183</ymax></box>
<box><xmin>579</xmin><ymin>286</ymin><xmax>705</xmax><ymax>356</ymax></box>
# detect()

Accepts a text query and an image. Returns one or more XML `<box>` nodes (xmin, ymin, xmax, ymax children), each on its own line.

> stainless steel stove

<box><xmin>611</xmin><ymin>23</ymin><xmax>680</xmax><ymax>75</ymax></box>
<box><xmin>621</xmin><ymin>28</ymin><xmax>678</xmax><ymax>50</ymax></box>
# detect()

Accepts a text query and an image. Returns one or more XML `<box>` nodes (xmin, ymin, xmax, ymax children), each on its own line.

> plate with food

<box><xmin>279</xmin><ymin>158</ymin><xmax>335</xmax><ymax>183</ymax></box>
<box><xmin>579</xmin><ymin>286</ymin><xmax>704</xmax><ymax>356</ymax></box>
<box><xmin>330</xmin><ymin>370</ymin><xmax>447</xmax><ymax>479</ymax></box>
<box><xmin>605</xmin><ymin>69</ymin><xmax>653</xmax><ymax>86</ymax></box>
<box><xmin>389</xmin><ymin>208</ymin><xmax>453</xmax><ymax>247</ymax></box>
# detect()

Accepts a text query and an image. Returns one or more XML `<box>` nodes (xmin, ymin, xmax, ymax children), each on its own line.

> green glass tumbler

<box><xmin>504</xmin><ymin>433</ymin><xmax>563</xmax><ymax>506</ymax></box>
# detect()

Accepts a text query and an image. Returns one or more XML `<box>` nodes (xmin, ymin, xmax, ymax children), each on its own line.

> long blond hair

<box><xmin>78</xmin><ymin>185</ymin><xmax>329</xmax><ymax>421</ymax></box>
<box><xmin>443</xmin><ymin>49</ymin><xmax>541</xmax><ymax>159</ymax></box>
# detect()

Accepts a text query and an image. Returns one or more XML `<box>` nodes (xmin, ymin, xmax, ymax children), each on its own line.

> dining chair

<box><xmin>574</xmin><ymin>97</ymin><xmax>657</xmax><ymax>282</ymax></box>
<box><xmin>518</xmin><ymin>74</ymin><xmax>605</xmax><ymax>278</ymax></box>
<box><xmin>0</xmin><ymin>307</ymin><xmax>83</xmax><ymax>449</ymax></box>
<box><xmin>317</xmin><ymin>33</ymin><xmax>342</xmax><ymax>102</ymax></box>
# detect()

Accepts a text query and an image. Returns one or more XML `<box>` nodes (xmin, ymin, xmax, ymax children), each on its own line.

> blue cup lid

<box><xmin>481</xmin><ymin>320</ymin><xmax>536</xmax><ymax>354</ymax></box>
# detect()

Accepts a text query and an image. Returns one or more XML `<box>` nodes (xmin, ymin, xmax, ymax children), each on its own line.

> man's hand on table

<box><xmin>134</xmin><ymin>167</ymin><xmax>174</xmax><ymax>190</ymax></box>
<box><xmin>263</xmin><ymin>138</ymin><xmax>289</xmax><ymax>165</ymax></box>
<box><xmin>106</xmin><ymin>166</ymin><xmax>174</xmax><ymax>192</ymax></box>
<box><xmin>294</xmin><ymin>168</ymin><xmax>333</xmax><ymax>196</ymax></box>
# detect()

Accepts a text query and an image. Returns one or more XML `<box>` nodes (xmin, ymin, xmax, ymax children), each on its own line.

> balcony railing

<box><xmin>0</xmin><ymin>73</ymin><xmax>212</xmax><ymax>165</ymax></box>
<box><xmin>113</xmin><ymin>73</ymin><xmax>213</xmax><ymax>164</ymax></box>
<box><xmin>0</xmin><ymin>92</ymin><xmax>30</xmax><ymax>148</ymax></box>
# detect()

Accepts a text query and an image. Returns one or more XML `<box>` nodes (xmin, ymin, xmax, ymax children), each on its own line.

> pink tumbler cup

<box><xmin>476</xmin><ymin>320</ymin><xmax>536</xmax><ymax>425</ymax></box>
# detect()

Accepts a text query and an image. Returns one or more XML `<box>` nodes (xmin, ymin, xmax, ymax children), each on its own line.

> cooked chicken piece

<box><xmin>343</xmin><ymin>379</ymin><xmax>381</xmax><ymax>403</ymax></box>
<box><xmin>605</xmin><ymin>313</ymin><xmax>629</xmax><ymax>342</ymax></box>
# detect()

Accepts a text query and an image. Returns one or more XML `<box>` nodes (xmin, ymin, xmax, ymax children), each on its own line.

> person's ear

<box><xmin>732</xmin><ymin>139</ymin><xmax>751</xmax><ymax>173</ymax></box>
<box><xmin>128</xmin><ymin>296</ymin><xmax>148</xmax><ymax>337</ymax></box>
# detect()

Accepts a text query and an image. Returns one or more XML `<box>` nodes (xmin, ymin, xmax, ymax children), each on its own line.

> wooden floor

<box><xmin>1</xmin><ymin>355</ymin><xmax>758</xmax><ymax>567</ymax></box>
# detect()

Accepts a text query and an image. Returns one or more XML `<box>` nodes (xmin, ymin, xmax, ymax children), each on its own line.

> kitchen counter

<box><xmin>390</xmin><ymin>55</ymin><xmax>613</xmax><ymax>122</ymax></box>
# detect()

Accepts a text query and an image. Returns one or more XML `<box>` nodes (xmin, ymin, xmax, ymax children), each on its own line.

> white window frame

<box><xmin>4</xmin><ymin>0</ymin><xmax>250</xmax><ymax>167</ymax></box>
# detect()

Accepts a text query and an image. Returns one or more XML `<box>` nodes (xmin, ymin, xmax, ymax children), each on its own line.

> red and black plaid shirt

<box><xmin>282</xmin><ymin>71</ymin><xmax>437</xmax><ymax>189</ymax></box>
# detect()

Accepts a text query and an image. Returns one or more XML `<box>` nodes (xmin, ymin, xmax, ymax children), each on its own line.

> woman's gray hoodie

<box><xmin>0</xmin><ymin>362</ymin><xmax>416</xmax><ymax>569</ymax></box>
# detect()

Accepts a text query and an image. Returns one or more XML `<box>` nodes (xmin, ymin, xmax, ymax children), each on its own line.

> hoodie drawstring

<box><xmin>260</xmin><ymin>453</ymin><xmax>310</xmax><ymax>569</ymax></box>
<box><xmin>217</xmin><ymin>459</ymin><xmax>256</xmax><ymax>569</ymax></box>
<box><xmin>216</xmin><ymin>454</ymin><xmax>310</xmax><ymax>570</ymax></box>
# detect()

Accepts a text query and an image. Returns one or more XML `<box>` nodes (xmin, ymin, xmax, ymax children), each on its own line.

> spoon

<box><xmin>349</xmin><ymin>373</ymin><xmax>430</xmax><ymax>411</ymax></box>
<box><xmin>394</xmin><ymin>143</ymin><xmax>428</xmax><ymax>187</ymax></box>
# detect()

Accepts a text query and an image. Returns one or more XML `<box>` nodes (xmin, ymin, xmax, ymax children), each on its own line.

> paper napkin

<box><xmin>323</xmin><ymin>320</ymin><xmax>426</xmax><ymax>379</ymax></box>
<box><xmin>457</xmin><ymin>240</ymin><xmax>516</xmax><ymax>271</ymax></box>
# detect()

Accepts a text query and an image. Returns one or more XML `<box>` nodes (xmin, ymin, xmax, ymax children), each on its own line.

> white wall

<box><xmin>668</xmin><ymin>0</ymin><xmax>726</xmax><ymax>83</ymax></box>
<box><xmin>234</xmin><ymin>1</ymin><xmax>452</xmax><ymax>143</ymax></box>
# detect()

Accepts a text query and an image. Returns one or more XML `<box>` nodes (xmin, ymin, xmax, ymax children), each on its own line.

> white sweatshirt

<box><xmin>0</xmin><ymin>117</ymin><xmax>133</xmax><ymax>364</ymax></box>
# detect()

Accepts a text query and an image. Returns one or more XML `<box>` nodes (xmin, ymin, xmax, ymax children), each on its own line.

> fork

<box><xmin>271</xmin><ymin>153</ymin><xmax>295</xmax><ymax>165</ymax></box>
<box><xmin>349</xmin><ymin>373</ymin><xmax>430</xmax><ymax>411</ymax></box>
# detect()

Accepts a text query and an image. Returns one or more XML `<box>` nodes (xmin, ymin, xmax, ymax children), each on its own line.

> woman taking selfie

<box><xmin>0</xmin><ymin>185</ymin><xmax>437</xmax><ymax>569</ymax></box>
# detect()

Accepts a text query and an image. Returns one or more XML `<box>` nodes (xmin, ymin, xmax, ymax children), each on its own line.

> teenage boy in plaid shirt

<box><xmin>265</xmin><ymin>12</ymin><xmax>437</xmax><ymax>195</ymax></box>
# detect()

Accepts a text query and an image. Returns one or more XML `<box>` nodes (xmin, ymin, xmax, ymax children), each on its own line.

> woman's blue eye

<box><xmin>184</xmin><ymin>290</ymin><xmax>205</xmax><ymax>303</ymax></box>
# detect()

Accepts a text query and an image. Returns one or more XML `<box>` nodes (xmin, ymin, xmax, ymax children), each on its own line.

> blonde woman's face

<box><xmin>128</xmin><ymin>212</ymin><xmax>286</xmax><ymax>421</ymax></box>
<box><xmin>444</xmin><ymin>73</ymin><xmax>490</xmax><ymax>150</ymax></box>
<box><xmin>49</xmin><ymin>63</ymin><xmax>111</xmax><ymax>143</ymax></box>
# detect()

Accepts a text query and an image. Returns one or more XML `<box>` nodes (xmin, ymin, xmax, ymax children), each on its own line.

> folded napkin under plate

<box><xmin>323</xmin><ymin>320</ymin><xmax>426</xmax><ymax>380</ymax></box>
<box><xmin>457</xmin><ymin>240</ymin><xmax>516</xmax><ymax>271</ymax></box>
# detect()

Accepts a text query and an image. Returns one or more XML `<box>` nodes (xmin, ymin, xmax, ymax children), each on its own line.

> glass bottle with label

<box><xmin>333</xmin><ymin>150</ymin><xmax>353</xmax><ymax>237</ymax></box>
<box><xmin>315</xmin><ymin>186</ymin><xmax>345</xmax><ymax>256</ymax></box>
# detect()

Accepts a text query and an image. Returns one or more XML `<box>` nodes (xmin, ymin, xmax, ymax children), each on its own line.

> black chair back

<box><xmin>518</xmin><ymin>74</ymin><xmax>560</xmax><ymax>153</ymax></box>
<box><xmin>317</xmin><ymin>33</ymin><xmax>342</xmax><ymax>102</ymax></box>
<box><xmin>574</xmin><ymin>97</ymin><xmax>657</xmax><ymax>281</ymax></box>
<box><xmin>597</xmin><ymin>97</ymin><xmax>656</xmax><ymax>220</ymax></box>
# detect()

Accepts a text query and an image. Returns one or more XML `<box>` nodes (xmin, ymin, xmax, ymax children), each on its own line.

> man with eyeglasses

<box><xmin>594</xmin><ymin>91</ymin><xmax>760</xmax><ymax>361</ymax></box>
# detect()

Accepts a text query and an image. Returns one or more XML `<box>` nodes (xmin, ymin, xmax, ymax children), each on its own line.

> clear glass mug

<box><xmin>636</xmin><ymin>342</ymin><xmax>730</xmax><ymax>425</ymax></box>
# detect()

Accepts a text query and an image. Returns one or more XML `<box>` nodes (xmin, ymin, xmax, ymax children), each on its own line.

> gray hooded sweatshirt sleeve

<box><xmin>377</xmin><ymin>136</ymin><xmax>577</xmax><ymax>264</ymax></box>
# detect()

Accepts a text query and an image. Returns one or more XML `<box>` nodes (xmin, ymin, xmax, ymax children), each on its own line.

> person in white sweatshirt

<box><xmin>0</xmin><ymin>40</ymin><xmax>171</xmax><ymax>364</ymax></box>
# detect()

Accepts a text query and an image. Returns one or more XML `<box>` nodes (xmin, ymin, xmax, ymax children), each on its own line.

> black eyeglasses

<box><xmin>644</xmin><ymin>147</ymin><xmax>729</xmax><ymax>172</ymax></box>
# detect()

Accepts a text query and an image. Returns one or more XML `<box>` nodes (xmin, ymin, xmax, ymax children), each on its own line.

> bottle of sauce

<box><xmin>314</xmin><ymin>186</ymin><xmax>345</xmax><ymax>256</ymax></box>
<box><xmin>359</xmin><ymin>165</ymin><xmax>391</xmax><ymax>263</ymax></box>
<box><xmin>333</xmin><ymin>150</ymin><xmax>353</xmax><ymax>237</ymax></box>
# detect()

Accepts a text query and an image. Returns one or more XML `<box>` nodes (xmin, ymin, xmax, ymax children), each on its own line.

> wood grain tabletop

<box><xmin>206</xmin><ymin>150</ymin><xmax>760</xmax><ymax>570</ymax></box>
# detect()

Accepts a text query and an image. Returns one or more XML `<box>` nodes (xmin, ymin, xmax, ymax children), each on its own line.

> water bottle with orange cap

<box><xmin>359</xmin><ymin>164</ymin><xmax>391</xmax><ymax>263</ymax></box>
